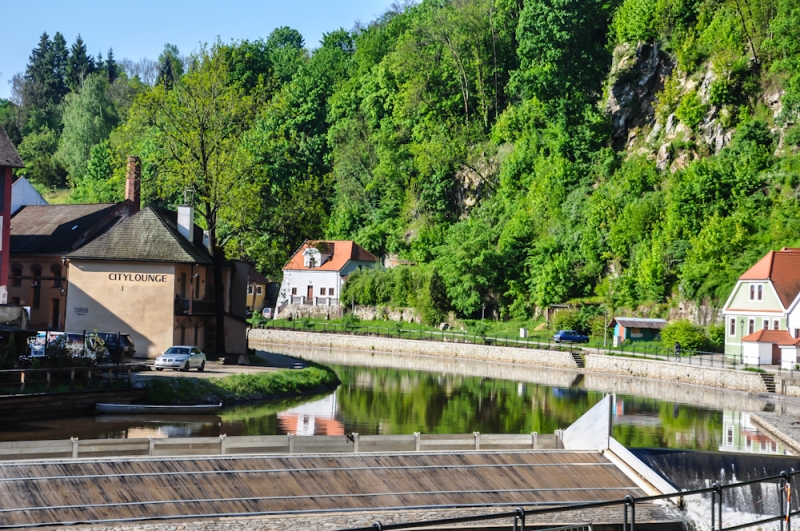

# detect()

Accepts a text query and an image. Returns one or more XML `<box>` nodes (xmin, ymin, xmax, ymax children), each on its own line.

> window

<box><xmin>256</xmin><ymin>285</ymin><xmax>263</xmax><ymax>296</ymax></box>
<box><xmin>10</xmin><ymin>268</ymin><xmax>21</xmax><ymax>287</ymax></box>
<box><xmin>774</xmin><ymin>320</ymin><xmax>780</xmax><ymax>330</ymax></box>
<box><xmin>51</xmin><ymin>265</ymin><xmax>63</xmax><ymax>288</ymax></box>
<box><xmin>247</xmin><ymin>284</ymin><xmax>254</xmax><ymax>295</ymax></box>
<box><xmin>729</xmin><ymin>318</ymin><xmax>736</xmax><ymax>336</ymax></box>
<box><xmin>320</xmin><ymin>287</ymin><xmax>326</xmax><ymax>296</ymax></box>
<box><xmin>726</xmin><ymin>426</ymin><xmax>733</xmax><ymax>445</ymax></box>
<box><xmin>31</xmin><ymin>270</ymin><xmax>41</xmax><ymax>310</ymax></box>
<box><xmin>328</xmin><ymin>288</ymin><xmax>334</xmax><ymax>296</ymax></box>
<box><xmin>10</xmin><ymin>297</ymin><xmax>19</xmax><ymax>305</ymax></box>
<box><xmin>757</xmin><ymin>285</ymin><xmax>763</xmax><ymax>301</ymax></box>
<box><xmin>748</xmin><ymin>318</ymin><xmax>755</xmax><ymax>335</ymax></box>
<box><xmin>795</xmin><ymin>329</ymin><xmax>800</xmax><ymax>339</ymax></box>
<box><xmin>763</xmin><ymin>320</ymin><xmax>769</xmax><ymax>330</ymax></box>
<box><xmin>291</xmin><ymin>287</ymin><xmax>297</xmax><ymax>296</ymax></box>
<box><xmin>750</xmin><ymin>285</ymin><xmax>755</xmax><ymax>300</ymax></box>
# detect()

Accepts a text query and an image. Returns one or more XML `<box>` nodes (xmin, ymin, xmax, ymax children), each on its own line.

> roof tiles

<box><xmin>67</xmin><ymin>207</ymin><xmax>212</xmax><ymax>264</ymax></box>
<box><xmin>11</xmin><ymin>204</ymin><xmax>121</xmax><ymax>254</ymax></box>
<box><xmin>740</xmin><ymin>248</ymin><xmax>800</xmax><ymax>307</ymax></box>
<box><xmin>283</xmin><ymin>240</ymin><xmax>378</xmax><ymax>271</ymax></box>
<box><xmin>741</xmin><ymin>329</ymin><xmax>794</xmax><ymax>343</ymax></box>
<box><xmin>0</xmin><ymin>126</ymin><xmax>23</xmax><ymax>168</ymax></box>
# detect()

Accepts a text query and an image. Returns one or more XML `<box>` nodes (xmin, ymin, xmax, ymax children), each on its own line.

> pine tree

<box><xmin>106</xmin><ymin>48</ymin><xmax>118</xmax><ymax>83</ymax></box>
<box><xmin>50</xmin><ymin>32</ymin><xmax>69</xmax><ymax>100</ymax></box>
<box><xmin>21</xmin><ymin>32</ymin><xmax>69</xmax><ymax>132</ymax></box>
<box><xmin>66</xmin><ymin>35</ymin><xmax>96</xmax><ymax>91</ymax></box>
<box><xmin>157</xmin><ymin>44</ymin><xmax>184</xmax><ymax>89</ymax></box>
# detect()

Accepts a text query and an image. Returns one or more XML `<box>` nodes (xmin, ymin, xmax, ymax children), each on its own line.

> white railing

<box><xmin>0</xmin><ymin>432</ymin><xmax>558</xmax><ymax>461</ymax></box>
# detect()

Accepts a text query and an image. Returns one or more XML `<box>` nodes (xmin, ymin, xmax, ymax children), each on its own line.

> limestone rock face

<box><xmin>605</xmin><ymin>42</ymin><xmax>674</xmax><ymax>147</ymax></box>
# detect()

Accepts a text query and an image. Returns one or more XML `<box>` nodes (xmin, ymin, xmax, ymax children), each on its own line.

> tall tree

<box><xmin>131</xmin><ymin>44</ymin><xmax>264</xmax><ymax>354</ymax></box>
<box><xmin>66</xmin><ymin>35</ymin><xmax>96</xmax><ymax>91</ymax></box>
<box><xmin>106</xmin><ymin>48</ymin><xmax>118</xmax><ymax>84</ymax></box>
<box><xmin>56</xmin><ymin>73</ymin><xmax>119</xmax><ymax>182</ymax></box>
<box><xmin>157</xmin><ymin>44</ymin><xmax>184</xmax><ymax>88</ymax></box>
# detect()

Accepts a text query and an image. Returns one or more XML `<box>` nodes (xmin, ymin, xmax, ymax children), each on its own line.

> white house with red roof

<box><xmin>275</xmin><ymin>240</ymin><xmax>378</xmax><ymax>313</ymax></box>
<box><xmin>722</xmin><ymin>248</ymin><xmax>800</xmax><ymax>367</ymax></box>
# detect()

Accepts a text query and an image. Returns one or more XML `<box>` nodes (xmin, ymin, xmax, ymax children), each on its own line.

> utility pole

<box><xmin>482</xmin><ymin>303</ymin><xmax>485</xmax><ymax>323</ymax></box>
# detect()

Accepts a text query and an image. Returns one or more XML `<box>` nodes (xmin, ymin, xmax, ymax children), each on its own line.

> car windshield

<box><xmin>165</xmin><ymin>347</ymin><xmax>190</xmax><ymax>355</ymax></box>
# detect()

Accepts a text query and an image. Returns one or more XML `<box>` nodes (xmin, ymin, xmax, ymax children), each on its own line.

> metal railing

<box><xmin>174</xmin><ymin>298</ymin><xmax>216</xmax><ymax>315</ymax></box>
<box><xmin>258</xmin><ymin>320</ymin><xmax>583</xmax><ymax>353</ymax></box>
<box><xmin>339</xmin><ymin>469</ymin><xmax>800</xmax><ymax>531</ymax></box>
<box><xmin>0</xmin><ymin>363</ymin><xmax>143</xmax><ymax>395</ymax></box>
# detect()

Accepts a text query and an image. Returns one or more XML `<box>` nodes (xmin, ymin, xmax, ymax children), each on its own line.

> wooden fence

<box><xmin>0</xmin><ymin>432</ymin><xmax>560</xmax><ymax>461</ymax></box>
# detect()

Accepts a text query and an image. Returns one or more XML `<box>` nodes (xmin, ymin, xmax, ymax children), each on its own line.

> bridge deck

<box><xmin>0</xmin><ymin>450</ymin><xmax>653</xmax><ymax>528</ymax></box>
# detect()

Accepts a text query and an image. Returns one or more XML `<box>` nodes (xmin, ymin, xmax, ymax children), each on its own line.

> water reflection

<box><xmin>0</xmin><ymin>361</ymin><xmax>785</xmax><ymax>452</ymax></box>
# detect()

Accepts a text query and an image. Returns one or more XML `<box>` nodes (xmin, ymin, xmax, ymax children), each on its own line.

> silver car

<box><xmin>154</xmin><ymin>346</ymin><xmax>206</xmax><ymax>372</ymax></box>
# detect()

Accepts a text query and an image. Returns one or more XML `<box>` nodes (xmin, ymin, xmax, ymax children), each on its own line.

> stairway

<box><xmin>571</xmin><ymin>351</ymin><xmax>585</xmax><ymax>369</ymax></box>
<box><xmin>760</xmin><ymin>373</ymin><xmax>776</xmax><ymax>393</ymax></box>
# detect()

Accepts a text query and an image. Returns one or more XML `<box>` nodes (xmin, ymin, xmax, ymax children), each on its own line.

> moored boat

<box><xmin>96</xmin><ymin>403</ymin><xmax>223</xmax><ymax>415</ymax></box>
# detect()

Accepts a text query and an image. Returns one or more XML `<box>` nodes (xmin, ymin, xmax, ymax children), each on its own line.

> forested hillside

<box><xmin>2</xmin><ymin>0</ymin><xmax>800</xmax><ymax>323</ymax></box>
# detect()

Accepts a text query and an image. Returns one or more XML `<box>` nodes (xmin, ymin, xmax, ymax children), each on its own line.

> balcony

<box><xmin>174</xmin><ymin>298</ymin><xmax>217</xmax><ymax>315</ymax></box>
<box><xmin>289</xmin><ymin>296</ymin><xmax>340</xmax><ymax>307</ymax></box>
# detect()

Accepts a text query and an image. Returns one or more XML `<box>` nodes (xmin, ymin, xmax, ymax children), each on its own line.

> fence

<box><xmin>258</xmin><ymin>320</ymin><xmax>581</xmax><ymax>353</ymax></box>
<box><xmin>0</xmin><ymin>432</ymin><xmax>560</xmax><ymax>461</ymax></box>
<box><xmin>340</xmin><ymin>468</ymin><xmax>800</xmax><ymax>531</ymax></box>
<box><xmin>0</xmin><ymin>363</ymin><xmax>142</xmax><ymax>395</ymax></box>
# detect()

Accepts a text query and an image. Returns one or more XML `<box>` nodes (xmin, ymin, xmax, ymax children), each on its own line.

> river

<box><xmin>0</xmin><ymin>345</ymin><xmax>793</xmax><ymax>456</ymax></box>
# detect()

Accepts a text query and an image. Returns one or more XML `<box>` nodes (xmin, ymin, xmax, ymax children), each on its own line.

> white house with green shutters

<box><xmin>722</xmin><ymin>248</ymin><xmax>800</xmax><ymax>366</ymax></box>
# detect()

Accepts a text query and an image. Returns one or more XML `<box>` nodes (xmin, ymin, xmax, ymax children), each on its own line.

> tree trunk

<box><xmin>207</xmin><ymin>208</ymin><xmax>227</xmax><ymax>356</ymax></box>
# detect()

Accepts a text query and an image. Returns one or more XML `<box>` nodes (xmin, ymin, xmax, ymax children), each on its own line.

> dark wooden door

<box><xmin>307</xmin><ymin>286</ymin><xmax>314</xmax><ymax>300</ymax></box>
<box><xmin>772</xmin><ymin>343</ymin><xmax>781</xmax><ymax>365</ymax></box>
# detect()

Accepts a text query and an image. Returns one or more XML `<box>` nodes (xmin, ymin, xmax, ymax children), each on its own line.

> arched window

<box><xmin>10</xmin><ymin>264</ymin><xmax>21</xmax><ymax>287</ymax></box>
<box><xmin>51</xmin><ymin>264</ymin><xmax>63</xmax><ymax>288</ymax></box>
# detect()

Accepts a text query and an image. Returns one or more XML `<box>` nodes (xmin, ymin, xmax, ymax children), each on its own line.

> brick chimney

<box><xmin>125</xmin><ymin>156</ymin><xmax>141</xmax><ymax>214</ymax></box>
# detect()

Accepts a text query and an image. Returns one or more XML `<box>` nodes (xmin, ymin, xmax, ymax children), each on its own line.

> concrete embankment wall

<box><xmin>584</xmin><ymin>354</ymin><xmax>767</xmax><ymax>393</ymax></box>
<box><xmin>250</xmin><ymin>329</ymin><xmax>771</xmax><ymax>394</ymax></box>
<box><xmin>249</xmin><ymin>329</ymin><xmax>579</xmax><ymax>369</ymax></box>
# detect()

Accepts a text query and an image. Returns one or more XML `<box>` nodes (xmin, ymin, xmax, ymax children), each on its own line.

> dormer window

<box><xmin>749</xmin><ymin>284</ymin><xmax>763</xmax><ymax>301</ymax></box>
<box><xmin>303</xmin><ymin>246</ymin><xmax>331</xmax><ymax>268</ymax></box>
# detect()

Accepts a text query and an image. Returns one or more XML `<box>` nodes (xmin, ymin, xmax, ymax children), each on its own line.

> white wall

<box><xmin>742</xmin><ymin>342</ymin><xmax>772</xmax><ymax>365</ymax></box>
<box><xmin>277</xmin><ymin>270</ymin><xmax>342</xmax><ymax>306</ymax></box>
<box><xmin>781</xmin><ymin>346</ymin><xmax>799</xmax><ymax>370</ymax></box>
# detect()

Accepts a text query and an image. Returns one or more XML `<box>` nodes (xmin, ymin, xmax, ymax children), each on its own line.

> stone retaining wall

<box><xmin>584</xmin><ymin>354</ymin><xmax>767</xmax><ymax>393</ymax></box>
<box><xmin>250</xmin><ymin>329</ymin><xmax>772</xmax><ymax>394</ymax></box>
<box><xmin>249</xmin><ymin>329</ymin><xmax>578</xmax><ymax>369</ymax></box>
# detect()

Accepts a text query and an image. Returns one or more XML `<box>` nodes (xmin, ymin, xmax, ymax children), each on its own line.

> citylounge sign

<box><xmin>108</xmin><ymin>273</ymin><xmax>169</xmax><ymax>283</ymax></box>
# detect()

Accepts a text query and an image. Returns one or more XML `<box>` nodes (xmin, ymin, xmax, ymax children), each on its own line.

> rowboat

<box><xmin>96</xmin><ymin>403</ymin><xmax>223</xmax><ymax>415</ymax></box>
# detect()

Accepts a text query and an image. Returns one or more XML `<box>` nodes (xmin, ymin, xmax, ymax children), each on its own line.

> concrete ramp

<box><xmin>562</xmin><ymin>394</ymin><xmax>613</xmax><ymax>450</ymax></box>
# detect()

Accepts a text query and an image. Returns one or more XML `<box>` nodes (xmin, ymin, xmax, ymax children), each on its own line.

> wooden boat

<box><xmin>96</xmin><ymin>403</ymin><xmax>223</xmax><ymax>415</ymax></box>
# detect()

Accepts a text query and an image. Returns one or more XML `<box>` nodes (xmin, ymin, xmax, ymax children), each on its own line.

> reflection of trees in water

<box><xmin>332</xmin><ymin>365</ymin><xmax>602</xmax><ymax>435</ymax></box>
<box><xmin>613</xmin><ymin>398</ymin><xmax>722</xmax><ymax>450</ymax></box>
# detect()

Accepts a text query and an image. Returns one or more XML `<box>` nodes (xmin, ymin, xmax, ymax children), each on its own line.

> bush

<box><xmin>551</xmin><ymin>310</ymin><xmax>579</xmax><ymax>331</ymax></box>
<box><xmin>785</xmin><ymin>124</ymin><xmax>800</xmax><ymax>147</ymax></box>
<box><xmin>707</xmin><ymin>323</ymin><xmax>725</xmax><ymax>351</ymax></box>
<box><xmin>675</xmin><ymin>91</ymin><xmax>708</xmax><ymax>131</ymax></box>
<box><xmin>660</xmin><ymin>319</ymin><xmax>708</xmax><ymax>352</ymax></box>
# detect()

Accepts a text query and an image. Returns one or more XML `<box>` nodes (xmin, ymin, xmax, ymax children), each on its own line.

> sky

<box><xmin>0</xmin><ymin>0</ymin><xmax>398</xmax><ymax>100</ymax></box>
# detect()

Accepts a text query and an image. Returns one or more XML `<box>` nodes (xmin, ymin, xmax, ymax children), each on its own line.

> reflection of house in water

<box><xmin>613</xmin><ymin>398</ymin><xmax>662</xmax><ymax>426</ymax></box>
<box><xmin>277</xmin><ymin>392</ymin><xmax>344</xmax><ymax>436</ymax></box>
<box><xmin>720</xmin><ymin>410</ymin><xmax>786</xmax><ymax>454</ymax></box>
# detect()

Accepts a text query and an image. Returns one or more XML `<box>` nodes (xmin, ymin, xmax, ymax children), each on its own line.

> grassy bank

<box><xmin>142</xmin><ymin>363</ymin><xmax>340</xmax><ymax>405</ymax></box>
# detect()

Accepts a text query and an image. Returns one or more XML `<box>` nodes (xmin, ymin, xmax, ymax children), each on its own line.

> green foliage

<box><xmin>675</xmin><ymin>90</ymin><xmax>708</xmax><ymax>131</ymax></box>
<box><xmin>660</xmin><ymin>319</ymin><xmax>708</xmax><ymax>352</ymax></box>
<box><xmin>143</xmin><ymin>364</ymin><xmax>340</xmax><ymax>405</ymax></box>
<box><xmin>551</xmin><ymin>310</ymin><xmax>579</xmax><ymax>331</ymax></box>
<box><xmin>707</xmin><ymin>323</ymin><xmax>725</xmax><ymax>350</ymax></box>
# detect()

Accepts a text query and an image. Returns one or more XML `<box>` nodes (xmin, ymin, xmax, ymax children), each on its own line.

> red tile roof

<box><xmin>740</xmin><ymin>248</ymin><xmax>800</xmax><ymax>307</ymax></box>
<box><xmin>283</xmin><ymin>240</ymin><xmax>378</xmax><ymax>271</ymax></box>
<box><xmin>741</xmin><ymin>329</ymin><xmax>794</xmax><ymax>343</ymax></box>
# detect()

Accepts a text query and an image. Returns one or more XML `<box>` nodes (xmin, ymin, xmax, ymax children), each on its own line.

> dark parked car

<box><xmin>552</xmin><ymin>330</ymin><xmax>589</xmax><ymax>343</ymax></box>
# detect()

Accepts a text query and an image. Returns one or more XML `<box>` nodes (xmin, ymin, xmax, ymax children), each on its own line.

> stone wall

<box><xmin>275</xmin><ymin>304</ymin><xmax>343</xmax><ymax>320</ymax></box>
<box><xmin>249</xmin><ymin>329</ymin><xmax>578</xmax><ymax>369</ymax></box>
<box><xmin>251</xmin><ymin>329</ymin><xmax>773</xmax><ymax>395</ymax></box>
<box><xmin>584</xmin><ymin>354</ymin><xmax>767</xmax><ymax>393</ymax></box>
<box><xmin>352</xmin><ymin>305</ymin><xmax>422</xmax><ymax>324</ymax></box>
<box><xmin>776</xmin><ymin>375</ymin><xmax>800</xmax><ymax>397</ymax></box>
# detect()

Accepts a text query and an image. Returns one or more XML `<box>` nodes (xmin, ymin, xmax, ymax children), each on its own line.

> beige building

<box><xmin>9</xmin><ymin>202</ymin><xmax>133</xmax><ymax>330</ymax></box>
<box><xmin>64</xmin><ymin>206</ymin><xmax>248</xmax><ymax>358</ymax></box>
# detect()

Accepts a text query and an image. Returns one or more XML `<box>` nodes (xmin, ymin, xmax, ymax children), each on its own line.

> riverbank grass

<box><xmin>142</xmin><ymin>364</ymin><xmax>340</xmax><ymax>405</ymax></box>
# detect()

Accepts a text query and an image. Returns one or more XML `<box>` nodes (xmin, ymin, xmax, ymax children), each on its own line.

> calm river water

<box><xmin>0</xmin><ymin>346</ymin><xmax>791</xmax><ymax>455</ymax></box>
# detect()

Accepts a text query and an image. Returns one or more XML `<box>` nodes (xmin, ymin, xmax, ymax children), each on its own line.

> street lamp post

<box><xmin>740</xmin><ymin>318</ymin><xmax>745</xmax><ymax>364</ymax></box>
<box><xmin>482</xmin><ymin>303</ymin><xmax>485</xmax><ymax>323</ymax></box>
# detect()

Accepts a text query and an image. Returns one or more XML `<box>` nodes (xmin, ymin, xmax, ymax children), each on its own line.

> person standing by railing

<box><xmin>674</xmin><ymin>341</ymin><xmax>681</xmax><ymax>360</ymax></box>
